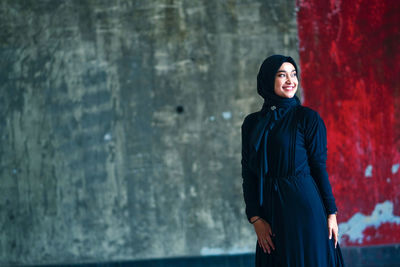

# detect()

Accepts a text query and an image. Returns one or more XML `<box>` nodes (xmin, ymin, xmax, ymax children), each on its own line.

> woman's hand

<box><xmin>251</xmin><ymin>216</ymin><xmax>275</xmax><ymax>254</ymax></box>
<box><xmin>327</xmin><ymin>214</ymin><xmax>339</xmax><ymax>248</ymax></box>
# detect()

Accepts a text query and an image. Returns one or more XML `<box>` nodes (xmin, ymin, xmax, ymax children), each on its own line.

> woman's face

<box><xmin>274</xmin><ymin>62</ymin><xmax>298</xmax><ymax>98</ymax></box>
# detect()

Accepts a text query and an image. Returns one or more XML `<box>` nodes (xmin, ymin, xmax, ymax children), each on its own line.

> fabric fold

<box><xmin>250</xmin><ymin>94</ymin><xmax>300</xmax><ymax>205</ymax></box>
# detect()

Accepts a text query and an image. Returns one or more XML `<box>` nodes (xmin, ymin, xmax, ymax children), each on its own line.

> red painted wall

<box><xmin>297</xmin><ymin>0</ymin><xmax>400</xmax><ymax>246</ymax></box>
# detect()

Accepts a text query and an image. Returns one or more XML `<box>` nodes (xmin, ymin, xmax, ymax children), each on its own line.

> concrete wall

<box><xmin>0</xmin><ymin>0</ymin><xmax>298</xmax><ymax>265</ymax></box>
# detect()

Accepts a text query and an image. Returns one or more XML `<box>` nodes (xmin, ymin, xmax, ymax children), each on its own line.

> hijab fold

<box><xmin>250</xmin><ymin>55</ymin><xmax>300</xmax><ymax>205</ymax></box>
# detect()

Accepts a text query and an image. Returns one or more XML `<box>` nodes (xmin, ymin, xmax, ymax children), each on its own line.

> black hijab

<box><xmin>257</xmin><ymin>54</ymin><xmax>300</xmax><ymax>106</ymax></box>
<box><xmin>251</xmin><ymin>55</ymin><xmax>301</xmax><ymax>206</ymax></box>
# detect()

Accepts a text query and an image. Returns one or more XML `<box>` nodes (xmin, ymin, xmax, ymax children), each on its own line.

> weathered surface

<box><xmin>0</xmin><ymin>0</ymin><xmax>298</xmax><ymax>264</ymax></box>
<box><xmin>297</xmin><ymin>0</ymin><xmax>400</xmax><ymax>246</ymax></box>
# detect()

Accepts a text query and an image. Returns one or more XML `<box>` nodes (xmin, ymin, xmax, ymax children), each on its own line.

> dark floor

<box><xmin>20</xmin><ymin>244</ymin><xmax>400</xmax><ymax>267</ymax></box>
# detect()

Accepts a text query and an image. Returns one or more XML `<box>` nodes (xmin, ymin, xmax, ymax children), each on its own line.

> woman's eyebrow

<box><xmin>276</xmin><ymin>69</ymin><xmax>296</xmax><ymax>73</ymax></box>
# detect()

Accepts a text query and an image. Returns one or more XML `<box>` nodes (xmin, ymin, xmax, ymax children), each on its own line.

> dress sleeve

<box><xmin>304</xmin><ymin>111</ymin><xmax>338</xmax><ymax>215</ymax></box>
<box><xmin>241</xmin><ymin>117</ymin><xmax>261</xmax><ymax>222</ymax></box>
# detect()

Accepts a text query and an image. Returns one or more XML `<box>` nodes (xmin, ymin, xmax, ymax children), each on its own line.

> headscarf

<box><xmin>250</xmin><ymin>55</ymin><xmax>301</xmax><ymax>205</ymax></box>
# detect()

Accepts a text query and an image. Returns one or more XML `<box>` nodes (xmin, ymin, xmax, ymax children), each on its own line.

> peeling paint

<box><xmin>189</xmin><ymin>186</ymin><xmax>197</xmax><ymax>197</ymax></box>
<box><xmin>298</xmin><ymin>0</ymin><xmax>400</xmax><ymax>246</ymax></box>
<box><xmin>364</xmin><ymin>165</ymin><xmax>372</xmax><ymax>177</ymax></box>
<box><xmin>392</xmin><ymin>164</ymin><xmax>399</xmax><ymax>174</ymax></box>
<box><xmin>104</xmin><ymin>133</ymin><xmax>112</xmax><ymax>141</ymax></box>
<box><xmin>339</xmin><ymin>201</ymin><xmax>400</xmax><ymax>244</ymax></box>
<box><xmin>222</xmin><ymin>111</ymin><xmax>232</xmax><ymax>120</ymax></box>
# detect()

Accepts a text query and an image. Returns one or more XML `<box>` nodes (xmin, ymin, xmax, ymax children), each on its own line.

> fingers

<box><xmin>261</xmin><ymin>238</ymin><xmax>271</xmax><ymax>254</ymax></box>
<box><xmin>257</xmin><ymin>234</ymin><xmax>269</xmax><ymax>254</ymax></box>
<box><xmin>254</xmin><ymin>220</ymin><xmax>275</xmax><ymax>254</ymax></box>
<box><xmin>333</xmin><ymin>227</ymin><xmax>339</xmax><ymax>248</ymax></box>
<box><xmin>258</xmin><ymin>236</ymin><xmax>274</xmax><ymax>254</ymax></box>
<box><xmin>257</xmin><ymin>233</ymin><xmax>275</xmax><ymax>254</ymax></box>
<box><xmin>334</xmin><ymin>234</ymin><xmax>338</xmax><ymax>248</ymax></box>
<box><xmin>265</xmin><ymin>234</ymin><xmax>275</xmax><ymax>251</ymax></box>
<box><xmin>268</xmin><ymin>226</ymin><xmax>273</xmax><ymax>236</ymax></box>
<box><xmin>257</xmin><ymin>239</ymin><xmax>265</xmax><ymax>253</ymax></box>
<box><xmin>327</xmin><ymin>217</ymin><xmax>339</xmax><ymax>248</ymax></box>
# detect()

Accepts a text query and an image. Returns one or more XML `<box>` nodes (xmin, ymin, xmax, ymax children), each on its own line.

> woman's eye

<box><xmin>278</xmin><ymin>74</ymin><xmax>286</xmax><ymax>78</ymax></box>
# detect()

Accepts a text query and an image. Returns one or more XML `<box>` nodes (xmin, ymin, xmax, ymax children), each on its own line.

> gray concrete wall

<box><xmin>0</xmin><ymin>0</ymin><xmax>299</xmax><ymax>265</ymax></box>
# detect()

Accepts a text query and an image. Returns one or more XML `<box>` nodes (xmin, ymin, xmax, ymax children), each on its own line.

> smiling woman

<box><xmin>274</xmin><ymin>63</ymin><xmax>298</xmax><ymax>98</ymax></box>
<box><xmin>241</xmin><ymin>55</ymin><xmax>345</xmax><ymax>266</ymax></box>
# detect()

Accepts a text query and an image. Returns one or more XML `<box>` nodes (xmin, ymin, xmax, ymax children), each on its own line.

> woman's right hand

<box><xmin>251</xmin><ymin>217</ymin><xmax>275</xmax><ymax>254</ymax></box>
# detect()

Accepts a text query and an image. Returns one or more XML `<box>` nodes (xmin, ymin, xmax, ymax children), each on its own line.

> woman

<box><xmin>241</xmin><ymin>55</ymin><xmax>345</xmax><ymax>266</ymax></box>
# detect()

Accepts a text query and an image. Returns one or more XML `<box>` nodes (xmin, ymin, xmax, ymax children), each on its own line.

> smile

<box><xmin>283</xmin><ymin>86</ymin><xmax>295</xmax><ymax>91</ymax></box>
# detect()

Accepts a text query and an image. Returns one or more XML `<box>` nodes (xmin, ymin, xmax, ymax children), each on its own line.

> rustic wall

<box><xmin>0</xmin><ymin>0</ymin><xmax>298</xmax><ymax>265</ymax></box>
<box><xmin>297</xmin><ymin>0</ymin><xmax>400</xmax><ymax>246</ymax></box>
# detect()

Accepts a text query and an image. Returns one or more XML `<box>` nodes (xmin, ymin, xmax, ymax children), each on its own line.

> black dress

<box><xmin>241</xmin><ymin>105</ymin><xmax>345</xmax><ymax>266</ymax></box>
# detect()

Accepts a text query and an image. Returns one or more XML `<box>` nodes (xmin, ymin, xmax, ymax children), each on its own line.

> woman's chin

<box><xmin>282</xmin><ymin>92</ymin><xmax>296</xmax><ymax>98</ymax></box>
<box><xmin>276</xmin><ymin>89</ymin><xmax>297</xmax><ymax>98</ymax></box>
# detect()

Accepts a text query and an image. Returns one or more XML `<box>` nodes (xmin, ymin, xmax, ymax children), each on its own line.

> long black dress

<box><xmin>241</xmin><ymin>105</ymin><xmax>345</xmax><ymax>266</ymax></box>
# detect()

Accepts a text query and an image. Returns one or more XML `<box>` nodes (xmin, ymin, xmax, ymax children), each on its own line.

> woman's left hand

<box><xmin>327</xmin><ymin>214</ymin><xmax>339</xmax><ymax>248</ymax></box>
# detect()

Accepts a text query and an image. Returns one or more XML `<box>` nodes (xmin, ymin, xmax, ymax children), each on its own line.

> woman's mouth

<box><xmin>283</xmin><ymin>86</ymin><xmax>295</xmax><ymax>91</ymax></box>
